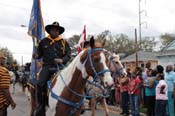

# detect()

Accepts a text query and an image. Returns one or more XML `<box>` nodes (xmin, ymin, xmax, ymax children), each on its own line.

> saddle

<box><xmin>27</xmin><ymin>72</ymin><xmax>58</xmax><ymax>92</ymax></box>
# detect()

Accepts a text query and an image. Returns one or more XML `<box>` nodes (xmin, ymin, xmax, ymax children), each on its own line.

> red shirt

<box><xmin>128</xmin><ymin>77</ymin><xmax>141</xmax><ymax>95</ymax></box>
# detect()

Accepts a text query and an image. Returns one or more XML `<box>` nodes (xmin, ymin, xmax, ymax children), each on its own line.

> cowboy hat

<box><xmin>45</xmin><ymin>21</ymin><xmax>65</xmax><ymax>35</ymax></box>
<box><xmin>0</xmin><ymin>52</ymin><xmax>6</xmax><ymax>59</ymax></box>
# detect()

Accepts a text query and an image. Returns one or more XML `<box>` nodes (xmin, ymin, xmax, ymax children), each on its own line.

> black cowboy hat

<box><xmin>45</xmin><ymin>21</ymin><xmax>65</xmax><ymax>35</ymax></box>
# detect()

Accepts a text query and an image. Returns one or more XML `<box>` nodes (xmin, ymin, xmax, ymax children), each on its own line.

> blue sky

<box><xmin>0</xmin><ymin>0</ymin><xmax>175</xmax><ymax>64</ymax></box>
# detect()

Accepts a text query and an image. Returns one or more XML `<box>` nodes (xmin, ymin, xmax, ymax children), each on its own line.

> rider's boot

<box><xmin>34</xmin><ymin>86</ymin><xmax>46</xmax><ymax>116</ymax></box>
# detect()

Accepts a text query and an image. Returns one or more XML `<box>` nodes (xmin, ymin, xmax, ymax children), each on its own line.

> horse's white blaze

<box><xmin>113</xmin><ymin>54</ymin><xmax>127</xmax><ymax>76</ymax></box>
<box><xmin>77</xmin><ymin>52</ymin><xmax>88</xmax><ymax>78</ymax></box>
<box><xmin>100</xmin><ymin>53</ymin><xmax>113</xmax><ymax>86</ymax></box>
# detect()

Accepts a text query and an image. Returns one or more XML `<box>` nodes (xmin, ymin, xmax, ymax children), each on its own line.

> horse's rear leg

<box><xmin>102</xmin><ymin>98</ymin><xmax>109</xmax><ymax>116</ymax></box>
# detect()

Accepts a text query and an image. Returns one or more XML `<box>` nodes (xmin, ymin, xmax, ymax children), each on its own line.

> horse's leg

<box><xmin>12</xmin><ymin>81</ymin><xmax>15</xmax><ymax>94</ymax></box>
<box><xmin>29</xmin><ymin>87</ymin><xmax>36</xmax><ymax>116</ymax></box>
<box><xmin>90</xmin><ymin>98</ymin><xmax>96</xmax><ymax>116</ymax></box>
<box><xmin>102</xmin><ymin>98</ymin><xmax>109</xmax><ymax>116</ymax></box>
<box><xmin>26</xmin><ymin>86</ymin><xmax>30</xmax><ymax>101</ymax></box>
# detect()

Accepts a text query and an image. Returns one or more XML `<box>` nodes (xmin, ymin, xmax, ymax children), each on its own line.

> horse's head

<box><xmin>107</xmin><ymin>52</ymin><xmax>127</xmax><ymax>77</ymax></box>
<box><xmin>80</xmin><ymin>37</ymin><xmax>113</xmax><ymax>87</ymax></box>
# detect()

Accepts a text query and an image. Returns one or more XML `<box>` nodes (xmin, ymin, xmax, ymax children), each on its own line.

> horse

<box><xmin>9</xmin><ymin>71</ymin><xmax>16</xmax><ymax>94</ymax></box>
<box><xmin>29</xmin><ymin>37</ymin><xmax>114</xmax><ymax>116</ymax></box>
<box><xmin>86</xmin><ymin>52</ymin><xmax>127</xmax><ymax>116</ymax></box>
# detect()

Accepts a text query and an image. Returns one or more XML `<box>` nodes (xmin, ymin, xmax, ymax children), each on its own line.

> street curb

<box><xmin>106</xmin><ymin>105</ymin><xmax>146</xmax><ymax>116</ymax></box>
<box><xmin>85</xmin><ymin>100</ymin><xmax>146</xmax><ymax>116</ymax></box>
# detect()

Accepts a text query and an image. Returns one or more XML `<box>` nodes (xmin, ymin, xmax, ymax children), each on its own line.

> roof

<box><xmin>157</xmin><ymin>49</ymin><xmax>175</xmax><ymax>57</ymax></box>
<box><xmin>162</xmin><ymin>40</ymin><xmax>175</xmax><ymax>51</ymax></box>
<box><xmin>121</xmin><ymin>51</ymin><xmax>158</xmax><ymax>62</ymax></box>
<box><xmin>157</xmin><ymin>40</ymin><xmax>175</xmax><ymax>57</ymax></box>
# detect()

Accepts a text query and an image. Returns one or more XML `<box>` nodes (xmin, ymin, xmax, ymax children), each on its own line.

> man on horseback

<box><xmin>34</xmin><ymin>21</ymin><xmax>71</xmax><ymax>116</ymax></box>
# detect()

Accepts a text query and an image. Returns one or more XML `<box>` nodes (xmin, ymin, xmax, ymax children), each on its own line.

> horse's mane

<box><xmin>60</xmin><ymin>51</ymin><xmax>84</xmax><ymax>79</ymax></box>
<box><xmin>49</xmin><ymin>51</ymin><xmax>84</xmax><ymax>111</ymax></box>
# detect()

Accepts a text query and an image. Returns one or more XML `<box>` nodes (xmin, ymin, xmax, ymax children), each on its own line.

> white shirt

<box><xmin>156</xmin><ymin>80</ymin><xmax>168</xmax><ymax>100</ymax></box>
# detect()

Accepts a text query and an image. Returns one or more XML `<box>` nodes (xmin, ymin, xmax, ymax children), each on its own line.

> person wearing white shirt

<box><xmin>155</xmin><ymin>74</ymin><xmax>168</xmax><ymax>116</ymax></box>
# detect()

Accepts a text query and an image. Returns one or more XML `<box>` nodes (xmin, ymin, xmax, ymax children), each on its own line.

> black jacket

<box><xmin>37</xmin><ymin>37</ymin><xmax>71</xmax><ymax>66</ymax></box>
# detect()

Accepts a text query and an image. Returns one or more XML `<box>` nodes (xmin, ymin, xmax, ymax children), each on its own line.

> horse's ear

<box><xmin>102</xmin><ymin>39</ymin><xmax>106</xmax><ymax>47</ymax></box>
<box><xmin>90</xmin><ymin>36</ymin><xmax>95</xmax><ymax>48</ymax></box>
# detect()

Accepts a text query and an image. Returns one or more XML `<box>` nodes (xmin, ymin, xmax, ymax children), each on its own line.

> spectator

<box><xmin>114</xmin><ymin>75</ymin><xmax>121</xmax><ymax>107</ymax></box>
<box><xmin>144</xmin><ymin>69</ymin><xmax>157</xmax><ymax>116</ymax></box>
<box><xmin>126</xmin><ymin>68</ymin><xmax>131</xmax><ymax>79</ymax></box>
<box><xmin>0</xmin><ymin>52</ymin><xmax>16</xmax><ymax>116</ymax></box>
<box><xmin>128</xmin><ymin>72</ymin><xmax>141</xmax><ymax>116</ymax></box>
<box><xmin>165</xmin><ymin>65</ymin><xmax>175</xmax><ymax>116</ymax></box>
<box><xmin>155</xmin><ymin>73</ymin><xmax>168</xmax><ymax>116</ymax></box>
<box><xmin>119</xmin><ymin>76</ymin><xmax>129</xmax><ymax>116</ymax></box>
<box><xmin>156</xmin><ymin>65</ymin><xmax>164</xmax><ymax>74</ymax></box>
<box><xmin>142</xmin><ymin>62</ymin><xmax>152</xmax><ymax>107</ymax></box>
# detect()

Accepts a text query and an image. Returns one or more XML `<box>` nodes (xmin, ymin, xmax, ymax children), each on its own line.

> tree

<box><xmin>160</xmin><ymin>33</ymin><xmax>175</xmax><ymax>47</ymax></box>
<box><xmin>95</xmin><ymin>31</ymin><xmax>157</xmax><ymax>57</ymax></box>
<box><xmin>67</xmin><ymin>34</ymin><xmax>80</xmax><ymax>47</ymax></box>
<box><xmin>96</xmin><ymin>30</ymin><xmax>111</xmax><ymax>41</ymax></box>
<box><xmin>67</xmin><ymin>35</ymin><xmax>80</xmax><ymax>56</ymax></box>
<box><xmin>141</xmin><ymin>37</ymin><xmax>157</xmax><ymax>52</ymax></box>
<box><xmin>0</xmin><ymin>47</ymin><xmax>15</xmax><ymax>66</ymax></box>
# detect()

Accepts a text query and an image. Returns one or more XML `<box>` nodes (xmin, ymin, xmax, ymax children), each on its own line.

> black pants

<box><xmin>121</xmin><ymin>91</ymin><xmax>129</xmax><ymax>115</ymax></box>
<box><xmin>146</xmin><ymin>96</ymin><xmax>155</xmax><ymax>116</ymax></box>
<box><xmin>155</xmin><ymin>100</ymin><xmax>167</xmax><ymax>116</ymax></box>
<box><xmin>35</xmin><ymin>65</ymin><xmax>57</xmax><ymax>116</ymax></box>
<box><xmin>0</xmin><ymin>107</ymin><xmax>7</xmax><ymax>116</ymax></box>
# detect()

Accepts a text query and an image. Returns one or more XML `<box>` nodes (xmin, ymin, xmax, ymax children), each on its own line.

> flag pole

<box><xmin>28</xmin><ymin>0</ymin><xmax>45</xmax><ymax>112</ymax></box>
<box><xmin>33</xmin><ymin>37</ymin><xmax>39</xmax><ymax>107</ymax></box>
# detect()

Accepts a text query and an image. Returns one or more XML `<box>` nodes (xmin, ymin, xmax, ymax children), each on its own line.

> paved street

<box><xmin>8</xmin><ymin>84</ymin><xmax>119</xmax><ymax>116</ymax></box>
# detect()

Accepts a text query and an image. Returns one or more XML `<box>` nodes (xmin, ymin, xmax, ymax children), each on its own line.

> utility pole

<box><xmin>135</xmin><ymin>29</ymin><xmax>138</xmax><ymax>67</ymax></box>
<box><xmin>138</xmin><ymin>0</ymin><xmax>147</xmax><ymax>49</ymax></box>
<box><xmin>21</xmin><ymin>56</ymin><xmax>23</xmax><ymax>70</ymax></box>
<box><xmin>139</xmin><ymin>0</ymin><xmax>141</xmax><ymax>49</ymax></box>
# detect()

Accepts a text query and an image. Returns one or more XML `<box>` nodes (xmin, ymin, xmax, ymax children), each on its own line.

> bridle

<box><xmin>87</xmin><ymin>48</ymin><xmax>111</xmax><ymax>81</ymax></box>
<box><xmin>109</xmin><ymin>56</ymin><xmax>126</xmax><ymax>77</ymax></box>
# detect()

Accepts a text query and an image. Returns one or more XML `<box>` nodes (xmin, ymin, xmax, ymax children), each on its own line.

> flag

<box><xmin>28</xmin><ymin>0</ymin><xmax>45</xmax><ymax>81</ymax></box>
<box><xmin>28</xmin><ymin>0</ymin><xmax>45</xmax><ymax>40</ymax></box>
<box><xmin>77</xmin><ymin>25</ymin><xmax>86</xmax><ymax>53</ymax></box>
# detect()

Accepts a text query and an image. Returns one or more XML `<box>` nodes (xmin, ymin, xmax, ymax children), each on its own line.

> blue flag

<box><xmin>28</xmin><ymin>0</ymin><xmax>45</xmax><ymax>40</ymax></box>
<box><xmin>28</xmin><ymin>0</ymin><xmax>45</xmax><ymax>82</ymax></box>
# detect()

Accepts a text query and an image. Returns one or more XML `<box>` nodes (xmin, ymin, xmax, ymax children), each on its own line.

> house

<box><xmin>156</xmin><ymin>40</ymin><xmax>175</xmax><ymax>68</ymax></box>
<box><xmin>121</xmin><ymin>51</ymin><xmax>158</xmax><ymax>72</ymax></box>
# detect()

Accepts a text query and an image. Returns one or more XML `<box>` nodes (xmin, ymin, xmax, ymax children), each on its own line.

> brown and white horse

<box><xmin>87</xmin><ymin>52</ymin><xmax>127</xmax><ymax>116</ymax></box>
<box><xmin>46</xmin><ymin>37</ymin><xmax>114</xmax><ymax>116</ymax></box>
